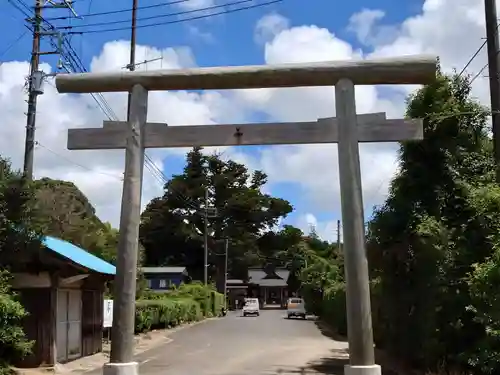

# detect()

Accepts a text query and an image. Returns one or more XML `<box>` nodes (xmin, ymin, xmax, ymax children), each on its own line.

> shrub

<box><xmin>135</xmin><ymin>298</ymin><xmax>202</xmax><ymax>333</ymax></box>
<box><xmin>135</xmin><ymin>282</ymin><xmax>225</xmax><ymax>333</ymax></box>
<box><xmin>0</xmin><ymin>271</ymin><xmax>33</xmax><ymax>374</ymax></box>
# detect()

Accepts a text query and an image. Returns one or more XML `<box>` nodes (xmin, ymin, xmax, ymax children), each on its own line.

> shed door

<box><xmin>57</xmin><ymin>289</ymin><xmax>82</xmax><ymax>362</ymax></box>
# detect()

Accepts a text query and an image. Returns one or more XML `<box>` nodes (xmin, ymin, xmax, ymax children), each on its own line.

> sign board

<box><xmin>103</xmin><ymin>299</ymin><xmax>113</xmax><ymax>328</ymax></box>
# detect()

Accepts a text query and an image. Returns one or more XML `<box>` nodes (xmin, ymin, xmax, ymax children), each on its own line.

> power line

<box><xmin>470</xmin><ymin>62</ymin><xmax>488</xmax><ymax>84</ymax></box>
<box><xmin>68</xmin><ymin>0</ymin><xmax>283</xmax><ymax>34</ymax></box>
<box><xmin>458</xmin><ymin>39</ymin><xmax>487</xmax><ymax>78</ymax></box>
<box><xmin>35</xmin><ymin>141</ymin><xmax>124</xmax><ymax>180</ymax></box>
<box><xmin>59</xmin><ymin>0</ymin><xmax>253</xmax><ymax>30</ymax></box>
<box><xmin>0</xmin><ymin>28</ymin><xmax>29</xmax><ymax>62</ymax></box>
<box><xmin>44</xmin><ymin>0</ymin><xmax>192</xmax><ymax>20</ymax></box>
<box><xmin>457</xmin><ymin>22</ymin><xmax>500</xmax><ymax>78</ymax></box>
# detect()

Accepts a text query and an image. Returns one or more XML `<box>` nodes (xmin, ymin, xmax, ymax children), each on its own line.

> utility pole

<box><xmin>202</xmin><ymin>187</ymin><xmax>217</xmax><ymax>285</ymax></box>
<box><xmin>126</xmin><ymin>0</ymin><xmax>138</xmax><ymax>118</ymax></box>
<box><xmin>336</xmin><ymin>219</ymin><xmax>341</xmax><ymax>250</ymax></box>
<box><xmin>204</xmin><ymin>188</ymin><xmax>209</xmax><ymax>285</ymax></box>
<box><xmin>485</xmin><ymin>0</ymin><xmax>500</xmax><ymax>182</ymax></box>
<box><xmin>223</xmin><ymin>238</ymin><xmax>229</xmax><ymax>309</ymax></box>
<box><xmin>23</xmin><ymin>0</ymin><xmax>42</xmax><ymax>180</ymax></box>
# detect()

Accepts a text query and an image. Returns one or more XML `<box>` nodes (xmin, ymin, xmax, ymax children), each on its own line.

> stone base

<box><xmin>103</xmin><ymin>362</ymin><xmax>139</xmax><ymax>375</ymax></box>
<box><xmin>344</xmin><ymin>364</ymin><xmax>382</xmax><ymax>375</ymax></box>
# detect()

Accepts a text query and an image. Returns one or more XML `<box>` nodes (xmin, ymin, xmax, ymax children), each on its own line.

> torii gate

<box><xmin>55</xmin><ymin>55</ymin><xmax>437</xmax><ymax>375</ymax></box>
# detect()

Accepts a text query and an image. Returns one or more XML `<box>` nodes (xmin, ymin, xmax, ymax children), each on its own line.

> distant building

<box><xmin>141</xmin><ymin>266</ymin><xmax>189</xmax><ymax>290</ymax></box>
<box><xmin>248</xmin><ymin>268</ymin><xmax>290</xmax><ymax>308</ymax></box>
<box><xmin>225</xmin><ymin>268</ymin><xmax>290</xmax><ymax>309</ymax></box>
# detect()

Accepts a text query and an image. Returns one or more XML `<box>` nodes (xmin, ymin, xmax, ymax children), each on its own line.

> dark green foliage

<box><xmin>32</xmin><ymin>178</ymin><xmax>123</xmax><ymax>265</ymax></box>
<box><xmin>140</xmin><ymin>147</ymin><xmax>293</xmax><ymax>283</ymax></box>
<box><xmin>0</xmin><ymin>159</ymin><xmax>40</xmax><ymax>373</ymax></box>
<box><xmin>135</xmin><ymin>283</ymin><xmax>224</xmax><ymax>333</ymax></box>
<box><xmin>0</xmin><ymin>271</ymin><xmax>33</xmax><ymax>374</ymax></box>
<box><xmin>367</xmin><ymin>71</ymin><xmax>500</xmax><ymax>373</ymax></box>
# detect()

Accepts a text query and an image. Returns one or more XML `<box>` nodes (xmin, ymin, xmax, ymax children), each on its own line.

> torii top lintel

<box><xmin>55</xmin><ymin>55</ymin><xmax>438</xmax><ymax>94</ymax></box>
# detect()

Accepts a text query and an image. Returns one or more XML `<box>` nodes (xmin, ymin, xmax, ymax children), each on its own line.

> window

<box><xmin>159</xmin><ymin>279</ymin><xmax>167</xmax><ymax>288</ymax></box>
<box><xmin>146</xmin><ymin>279</ymin><xmax>152</xmax><ymax>288</ymax></box>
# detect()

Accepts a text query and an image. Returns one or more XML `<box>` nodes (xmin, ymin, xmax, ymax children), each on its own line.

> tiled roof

<box><xmin>248</xmin><ymin>268</ymin><xmax>290</xmax><ymax>286</ymax></box>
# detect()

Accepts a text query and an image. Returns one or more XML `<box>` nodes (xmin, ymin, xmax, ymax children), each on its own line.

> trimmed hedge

<box><xmin>135</xmin><ymin>283</ymin><xmax>225</xmax><ymax>334</ymax></box>
<box><xmin>135</xmin><ymin>298</ymin><xmax>202</xmax><ymax>333</ymax></box>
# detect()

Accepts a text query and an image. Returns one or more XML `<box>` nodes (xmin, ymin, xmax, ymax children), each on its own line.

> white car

<box><xmin>242</xmin><ymin>298</ymin><xmax>260</xmax><ymax>317</ymax></box>
<box><xmin>286</xmin><ymin>297</ymin><xmax>306</xmax><ymax>319</ymax></box>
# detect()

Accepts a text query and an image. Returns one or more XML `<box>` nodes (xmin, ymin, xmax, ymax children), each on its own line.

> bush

<box><xmin>135</xmin><ymin>298</ymin><xmax>202</xmax><ymax>333</ymax></box>
<box><xmin>135</xmin><ymin>282</ymin><xmax>225</xmax><ymax>333</ymax></box>
<box><xmin>0</xmin><ymin>271</ymin><xmax>33</xmax><ymax>374</ymax></box>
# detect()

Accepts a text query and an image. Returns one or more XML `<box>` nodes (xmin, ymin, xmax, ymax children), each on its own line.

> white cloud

<box><xmin>0</xmin><ymin>41</ymin><xmax>242</xmax><ymax>227</ymax></box>
<box><xmin>1</xmin><ymin>0</ymin><xmax>494</xmax><ymax>243</ymax></box>
<box><xmin>254</xmin><ymin>13</ymin><xmax>290</xmax><ymax>44</ymax></box>
<box><xmin>237</xmin><ymin>0</ymin><xmax>492</xmax><ymax>237</ymax></box>
<box><xmin>295</xmin><ymin>213</ymin><xmax>340</xmax><ymax>243</ymax></box>
<box><xmin>176</xmin><ymin>0</ymin><xmax>217</xmax><ymax>11</ymax></box>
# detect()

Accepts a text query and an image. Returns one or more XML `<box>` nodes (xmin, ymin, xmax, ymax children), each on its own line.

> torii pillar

<box><xmin>55</xmin><ymin>55</ymin><xmax>437</xmax><ymax>375</ymax></box>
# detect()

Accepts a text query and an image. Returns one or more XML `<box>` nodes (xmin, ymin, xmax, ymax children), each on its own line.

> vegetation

<box><xmin>140</xmin><ymin>147</ymin><xmax>294</xmax><ymax>288</ymax></box>
<box><xmin>33</xmin><ymin>178</ymin><xmax>124</xmax><ymax>265</ymax></box>
<box><xmin>2</xmin><ymin>63</ymin><xmax>500</xmax><ymax>375</ymax></box>
<box><xmin>0</xmin><ymin>159</ymin><xmax>41</xmax><ymax>373</ymax></box>
<box><xmin>288</xmin><ymin>70</ymin><xmax>500</xmax><ymax>375</ymax></box>
<box><xmin>135</xmin><ymin>283</ymin><xmax>224</xmax><ymax>333</ymax></box>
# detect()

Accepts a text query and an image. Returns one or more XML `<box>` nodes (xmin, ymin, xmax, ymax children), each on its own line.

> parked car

<box><xmin>242</xmin><ymin>298</ymin><xmax>260</xmax><ymax>317</ymax></box>
<box><xmin>286</xmin><ymin>297</ymin><xmax>306</xmax><ymax>319</ymax></box>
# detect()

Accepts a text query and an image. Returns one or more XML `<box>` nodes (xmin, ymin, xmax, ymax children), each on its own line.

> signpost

<box><xmin>103</xmin><ymin>299</ymin><xmax>114</xmax><ymax>328</ymax></box>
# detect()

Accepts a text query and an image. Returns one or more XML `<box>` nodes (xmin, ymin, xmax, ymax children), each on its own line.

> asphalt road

<box><xmin>127</xmin><ymin>310</ymin><xmax>349</xmax><ymax>375</ymax></box>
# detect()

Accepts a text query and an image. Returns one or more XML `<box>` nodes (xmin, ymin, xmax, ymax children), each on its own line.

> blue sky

<box><xmin>1</xmin><ymin>0</ymin><xmax>426</xmax><ymax>239</ymax></box>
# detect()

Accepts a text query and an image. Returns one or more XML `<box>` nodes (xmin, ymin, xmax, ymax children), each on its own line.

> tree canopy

<box><xmin>32</xmin><ymin>177</ymin><xmax>121</xmax><ymax>265</ymax></box>
<box><xmin>140</xmin><ymin>147</ymin><xmax>294</xmax><ymax>284</ymax></box>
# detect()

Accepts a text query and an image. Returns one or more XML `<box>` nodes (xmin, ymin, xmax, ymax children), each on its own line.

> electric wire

<box><xmin>67</xmin><ymin>0</ymin><xmax>283</xmax><ymax>35</ymax></box>
<box><xmin>458</xmin><ymin>23</ymin><xmax>500</xmax><ymax>78</ymax></box>
<box><xmin>44</xmin><ymin>0</ymin><xmax>192</xmax><ymax>20</ymax></box>
<box><xmin>59</xmin><ymin>0</ymin><xmax>253</xmax><ymax>29</ymax></box>
<box><xmin>0</xmin><ymin>28</ymin><xmax>29</xmax><ymax>62</ymax></box>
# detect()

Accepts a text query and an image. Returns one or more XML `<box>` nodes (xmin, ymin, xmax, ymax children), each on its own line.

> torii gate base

<box><xmin>56</xmin><ymin>56</ymin><xmax>437</xmax><ymax>375</ymax></box>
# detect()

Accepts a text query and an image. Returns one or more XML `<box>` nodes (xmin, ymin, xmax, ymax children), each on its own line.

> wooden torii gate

<box><xmin>55</xmin><ymin>55</ymin><xmax>437</xmax><ymax>375</ymax></box>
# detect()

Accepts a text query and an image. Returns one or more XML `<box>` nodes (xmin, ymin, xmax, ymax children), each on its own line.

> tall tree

<box><xmin>32</xmin><ymin>178</ymin><xmax>122</xmax><ymax>264</ymax></box>
<box><xmin>0</xmin><ymin>158</ymin><xmax>41</xmax><ymax>369</ymax></box>
<box><xmin>140</xmin><ymin>147</ymin><xmax>293</xmax><ymax>284</ymax></box>
<box><xmin>367</xmin><ymin>71</ymin><xmax>498</xmax><ymax>372</ymax></box>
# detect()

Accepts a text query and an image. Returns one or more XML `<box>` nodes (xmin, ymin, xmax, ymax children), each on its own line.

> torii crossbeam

<box><xmin>55</xmin><ymin>54</ymin><xmax>437</xmax><ymax>375</ymax></box>
<box><xmin>66</xmin><ymin>113</ymin><xmax>423</xmax><ymax>150</ymax></box>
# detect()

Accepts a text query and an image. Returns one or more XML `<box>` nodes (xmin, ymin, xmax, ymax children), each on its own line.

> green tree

<box><xmin>140</xmin><ymin>147</ymin><xmax>293</xmax><ymax>285</ymax></box>
<box><xmin>32</xmin><ymin>178</ymin><xmax>125</xmax><ymax>265</ymax></box>
<box><xmin>367</xmin><ymin>71</ymin><xmax>498</xmax><ymax>372</ymax></box>
<box><xmin>0</xmin><ymin>158</ymin><xmax>40</xmax><ymax>371</ymax></box>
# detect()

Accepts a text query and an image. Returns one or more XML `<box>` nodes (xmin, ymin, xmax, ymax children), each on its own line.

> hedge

<box><xmin>135</xmin><ymin>283</ymin><xmax>225</xmax><ymax>333</ymax></box>
<box><xmin>135</xmin><ymin>298</ymin><xmax>202</xmax><ymax>333</ymax></box>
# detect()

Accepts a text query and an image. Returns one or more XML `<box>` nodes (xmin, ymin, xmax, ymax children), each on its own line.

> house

<box><xmin>248</xmin><ymin>268</ymin><xmax>290</xmax><ymax>308</ymax></box>
<box><xmin>141</xmin><ymin>267</ymin><xmax>189</xmax><ymax>290</ymax></box>
<box><xmin>9</xmin><ymin>236</ymin><xmax>115</xmax><ymax>368</ymax></box>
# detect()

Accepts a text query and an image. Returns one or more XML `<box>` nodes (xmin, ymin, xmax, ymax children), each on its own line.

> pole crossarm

<box><xmin>55</xmin><ymin>55</ymin><xmax>437</xmax><ymax>93</ymax></box>
<box><xmin>67</xmin><ymin>113</ymin><xmax>423</xmax><ymax>150</ymax></box>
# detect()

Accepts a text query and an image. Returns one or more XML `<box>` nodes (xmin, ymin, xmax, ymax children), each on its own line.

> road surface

<box><xmin>122</xmin><ymin>310</ymin><xmax>349</xmax><ymax>375</ymax></box>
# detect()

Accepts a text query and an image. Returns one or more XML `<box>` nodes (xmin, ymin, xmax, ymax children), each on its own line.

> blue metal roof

<box><xmin>42</xmin><ymin>236</ymin><xmax>116</xmax><ymax>275</ymax></box>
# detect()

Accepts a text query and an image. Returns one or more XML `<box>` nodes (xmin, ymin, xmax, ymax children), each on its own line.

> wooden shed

<box><xmin>9</xmin><ymin>236</ymin><xmax>116</xmax><ymax>368</ymax></box>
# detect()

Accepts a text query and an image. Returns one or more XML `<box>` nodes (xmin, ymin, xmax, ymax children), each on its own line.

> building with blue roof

<box><xmin>12</xmin><ymin>235</ymin><xmax>116</xmax><ymax>368</ymax></box>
